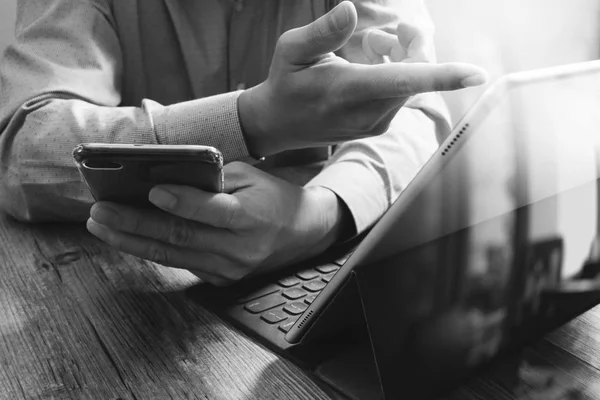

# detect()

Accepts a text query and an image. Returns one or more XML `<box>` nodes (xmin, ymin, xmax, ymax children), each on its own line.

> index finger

<box><xmin>347</xmin><ymin>62</ymin><xmax>488</xmax><ymax>99</ymax></box>
<box><xmin>89</xmin><ymin>201</ymin><xmax>233</xmax><ymax>253</ymax></box>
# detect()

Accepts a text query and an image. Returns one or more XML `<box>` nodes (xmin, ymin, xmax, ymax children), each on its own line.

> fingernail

<box><xmin>90</xmin><ymin>204</ymin><xmax>119</xmax><ymax>225</ymax></box>
<box><xmin>86</xmin><ymin>219</ymin><xmax>106</xmax><ymax>238</ymax></box>
<box><xmin>331</xmin><ymin>2</ymin><xmax>349</xmax><ymax>31</ymax></box>
<box><xmin>461</xmin><ymin>73</ymin><xmax>488</xmax><ymax>88</ymax></box>
<box><xmin>149</xmin><ymin>187</ymin><xmax>178</xmax><ymax>209</ymax></box>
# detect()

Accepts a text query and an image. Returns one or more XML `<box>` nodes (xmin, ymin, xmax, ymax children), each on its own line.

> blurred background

<box><xmin>0</xmin><ymin>0</ymin><xmax>16</xmax><ymax>55</ymax></box>
<box><xmin>428</xmin><ymin>0</ymin><xmax>600</xmax><ymax>121</ymax></box>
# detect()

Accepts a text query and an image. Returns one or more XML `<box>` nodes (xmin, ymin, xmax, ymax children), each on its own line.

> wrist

<box><xmin>238</xmin><ymin>85</ymin><xmax>279</xmax><ymax>158</ymax></box>
<box><xmin>306</xmin><ymin>186</ymin><xmax>354</xmax><ymax>247</ymax></box>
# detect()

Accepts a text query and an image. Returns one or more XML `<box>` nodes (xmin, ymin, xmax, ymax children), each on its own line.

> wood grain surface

<box><xmin>2</xmin><ymin>210</ymin><xmax>600</xmax><ymax>400</ymax></box>
<box><xmin>0</xmin><ymin>215</ymin><xmax>330</xmax><ymax>400</ymax></box>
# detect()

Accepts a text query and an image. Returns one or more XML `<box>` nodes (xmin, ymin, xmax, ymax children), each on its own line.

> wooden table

<box><xmin>2</xmin><ymin>213</ymin><xmax>600</xmax><ymax>400</ymax></box>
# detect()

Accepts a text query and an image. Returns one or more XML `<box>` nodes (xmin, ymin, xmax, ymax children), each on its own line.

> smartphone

<box><xmin>73</xmin><ymin>143</ymin><xmax>224</xmax><ymax>206</ymax></box>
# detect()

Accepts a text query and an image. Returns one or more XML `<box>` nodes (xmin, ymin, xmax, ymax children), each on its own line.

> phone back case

<box><xmin>73</xmin><ymin>144</ymin><xmax>224</xmax><ymax>206</ymax></box>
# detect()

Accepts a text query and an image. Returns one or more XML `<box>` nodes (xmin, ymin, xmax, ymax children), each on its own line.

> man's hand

<box><xmin>238</xmin><ymin>0</ymin><xmax>487</xmax><ymax>158</ymax></box>
<box><xmin>86</xmin><ymin>162</ymin><xmax>348</xmax><ymax>286</ymax></box>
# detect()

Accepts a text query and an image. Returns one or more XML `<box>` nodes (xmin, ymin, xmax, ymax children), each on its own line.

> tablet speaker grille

<box><xmin>297</xmin><ymin>310</ymin><xmax>314</xmax><ymax>329</ymax></box>
<box><xmin>442</xmin><ymin>123</ymin><xmax>469</xmax><ymax>156</ymax></box>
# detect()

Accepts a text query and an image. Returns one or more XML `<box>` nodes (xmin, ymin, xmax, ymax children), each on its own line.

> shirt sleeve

<box><xmin>306</xmin><ymin>0</ymin><xmax>453</xmax><ymax>234</ymax></box>
<box><xmin>0</xmin><ymin>0</ymin><xmax>250</xmax><ymax>222</ymax></box>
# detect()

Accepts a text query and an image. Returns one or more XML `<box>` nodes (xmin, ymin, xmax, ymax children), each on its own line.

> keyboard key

<box><xmin>333</xmin><ymin>251</ymin><xmax>353</xmax><ymax>266</ymax></box>
<box><xmin>277</xmin><ymin>276</ymin><xmax>301</xmax><ymax>288</ymax></box>
<box><xmin>236</xmin><ymin>285</ymin><xmax>280</xmax><ymax>304</ymax></box>
<box><xmin>279</xmin><ymin>318</ymin><xmax>298</xmax><ymax>333</ymax></box>
<box><xmin>244</xmin><ymin>293</ymin><xmax>287</xmax><ymax>314</ymax></box>
<box><xmin>303</xmin><ymin>281</ymin><xmax>327</xmax><ymax>292</ymax></box>
<box><xmin>296</xmin><ymin>269</ymin><xmax>320</xmax><ymax>280</ymax></box>
<box><xmin>284</xmin><ymin>301</ymin><xmax>309</xmax><ymax>315</ymax></box>
<box><xmin>282</xmin><ymin>287</ymin><xmax>308</xmax><ymax>300</ymax></box>
<box><xmin>261</xmin><ymin>309</ymin><xmax>288</xmax><ymax>324</ymax></box>
<box><xmin>315</xmin><ymin>264</ymin><xmax>339</xmax><ymax>274</ymax></box>
<box><xmin>322</xmin><ymin>273</ymin><xmax>335</xmax><ymax>283</ymax></box>
<box><xmin>304</xmin><ymin>294</ymin><xmax>317</xmax><ymax>305</ymax></box>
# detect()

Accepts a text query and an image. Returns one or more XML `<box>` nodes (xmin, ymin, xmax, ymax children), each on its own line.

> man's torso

<box><xmin>110</xmin><ymin>0</ymin><xmax>338</xmax><ymax>166</ymax></box>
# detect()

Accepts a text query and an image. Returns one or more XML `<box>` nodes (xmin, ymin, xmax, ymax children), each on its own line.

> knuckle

<box><xmin>395</xmin><ymin>76</ymin><xmax>414</xmax><ymax>95</ymax></box>
<box><xmin>167</xmin><ymin>219</ymin><xmax>194</xmax><ymax>247</ymax></box>
<box><xmin>148</xmin><ymin>245</ymin><xmax>170</xmax><ymax>266</ymax></box>
<box><xmin>128</xmin><ymin>215</ymin><xmax>143</xmax><ymax>235</ymax></box>
<box><xmin>222</xmin><ymin>197</ymin><xmax>243</xmax><ymax>228</ymax></box>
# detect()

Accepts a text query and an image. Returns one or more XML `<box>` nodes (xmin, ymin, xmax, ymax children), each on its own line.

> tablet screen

<box><xmin>355</xmin><ymin>62</ymin><xmax>600</xmax><ymax>399</ymax></box>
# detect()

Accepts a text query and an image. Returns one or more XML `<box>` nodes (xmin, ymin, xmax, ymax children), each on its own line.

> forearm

<box><xmin>306</xmin><ymin>102</ymin><xmax>446</xmax><ymax>234</ymax></box>
<box><xmin>0</xmin><ymin>92</ymin><xmax>249</xmax><ymax>222</ymax></box>
<box><xmin>0</xmin><ymin>0</ymin><xmax>251</xmax><ymax>222</ymax></box>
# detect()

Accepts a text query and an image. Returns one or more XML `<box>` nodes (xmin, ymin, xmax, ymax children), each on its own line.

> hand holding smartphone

<box><xmin>73</xmin><ymin>143</ymin><xmax>224</xmax><ymax>206</ymax></box>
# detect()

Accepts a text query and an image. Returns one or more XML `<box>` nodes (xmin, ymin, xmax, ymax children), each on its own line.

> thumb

<box><xmin>276</xmin><ymin>1</ymin><xmax>358</xmax><ymax>65</ymax></box>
